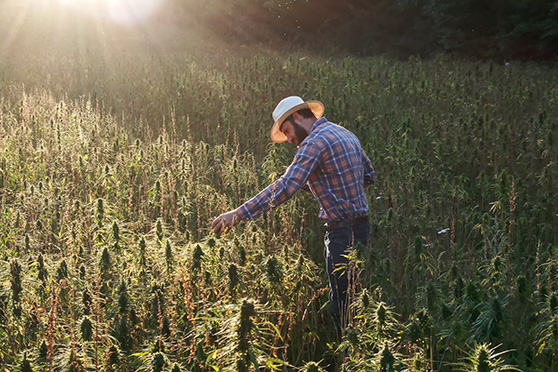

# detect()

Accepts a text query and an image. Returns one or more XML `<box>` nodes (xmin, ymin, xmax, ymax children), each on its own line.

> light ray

<box><xmin>56</xmin><ymin>0</ymin><xmax>165</xmax><ymax>25</ymax></box>
<box><xmin>0</xmin><ymin>1</ymin><xmax>30</xmax><ymax>55</ymax></box>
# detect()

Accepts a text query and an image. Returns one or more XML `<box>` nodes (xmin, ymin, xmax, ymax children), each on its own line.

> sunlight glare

<box><xmin>57</xmin><ymin>0</ymin><xmax>164</xmax><ymax>25</ymax></box>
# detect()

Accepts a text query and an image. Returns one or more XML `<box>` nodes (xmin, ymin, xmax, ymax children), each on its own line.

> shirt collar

<box><xmin>298</xmin><ymin>117</ymin><xmax>328</xmax><ymax>148</ymax></box>
<box><xmin>310</xmin><ymin>117</ymin><xmax>328</xmax><ymax>133</ymax></box>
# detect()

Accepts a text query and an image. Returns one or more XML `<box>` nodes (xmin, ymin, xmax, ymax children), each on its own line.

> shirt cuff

<box><xmin>236</xmin><ymin>205</ymin><xmax>252</xmax><ymax>221</ymax></box>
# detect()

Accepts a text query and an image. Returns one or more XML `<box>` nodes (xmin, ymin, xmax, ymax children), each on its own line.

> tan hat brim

<box><xmin>270</xmin><ymin>101</ymin><xmax>324</xmax><ymax>143</ymax></box>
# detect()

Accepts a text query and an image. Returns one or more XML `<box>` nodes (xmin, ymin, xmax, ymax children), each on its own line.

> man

<box><xmin>211</xmin><ymin>96</ymin><xmax>375</xmax><ymax>341</ymax></box>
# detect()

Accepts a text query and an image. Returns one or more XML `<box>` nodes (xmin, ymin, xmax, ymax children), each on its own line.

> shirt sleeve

<box><xmin>363</xmin><ymin>151</ymin><xmax>375</xmax><ymax>188</ymax></box>
<box><xmin>299</xmin><ymin>183</ymin><xmax>311</xmax><ymax>193</ymax></box>
<box><xmin>236</xmin><ymin>143</ymin><xmax>321</xmax><ymax>221</ymax></box>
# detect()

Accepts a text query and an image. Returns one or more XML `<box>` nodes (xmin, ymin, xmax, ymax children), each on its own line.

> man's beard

<box><xmin>293</xmin><ymin>122</ymin><xmax>308</xmax><ymax>145</ymax></box>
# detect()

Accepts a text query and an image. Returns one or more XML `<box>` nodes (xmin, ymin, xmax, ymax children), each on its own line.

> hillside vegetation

<box><xmin>2</xmin><ymin>42</ymin><xmax>558</xmax><ymax>370</ymax></box>
<box><xmin>1</xmin><ymin>1</ymin><xmax>558</xmax><ymax>371</ymax></box>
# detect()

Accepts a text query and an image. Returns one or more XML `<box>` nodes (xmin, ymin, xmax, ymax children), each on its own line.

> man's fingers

<box><xmin>211</xmin><ymin>211</ymin><xmax>238</xmax><ymax>236</ymax></box>
<box><xmin>219</xmin><ymin>219</ymin><xmax>227</xmax><ymax>236</ymax></box>
<box><xmin>211</xmin><ymin>216</ymin><xmax>221</xmax><ymax>231</ymax></box>
<box><xmin>211</xmin><ymin>216</ymin><xmax>224</xmax><ymax>235</ymax></box>
<box><xmin>211</xmin><ymin>216</ymin><xmax>229</xmax><ymax>236</ymax></box>
<box><xmin>221</xmin><ymin>218</ymin><xmax>232</xmax><ymax>235</ymax></box>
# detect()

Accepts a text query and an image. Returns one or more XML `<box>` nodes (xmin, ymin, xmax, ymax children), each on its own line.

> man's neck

<box><xmin>300</xmin><ymin>117</ymin><xmax>318</xmax><ymax>134</ymax></box>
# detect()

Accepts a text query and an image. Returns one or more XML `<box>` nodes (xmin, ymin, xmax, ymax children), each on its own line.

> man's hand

<box><xmin>211</xmin><ymin>210</ymin><xmax>241</xmax><ymax>236</ymax></box>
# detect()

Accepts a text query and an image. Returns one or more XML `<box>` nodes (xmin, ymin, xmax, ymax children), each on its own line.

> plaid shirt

<box><xmin>237</xmin><ymin>117</ymin><xmax>375</xmax><ymax>222</ymax></box>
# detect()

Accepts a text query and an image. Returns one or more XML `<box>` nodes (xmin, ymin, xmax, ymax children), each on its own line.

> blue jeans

<box><xmin>324</xmin><ymin>221</ymin><xmax>370</xmax><ymax>341</ymax></box>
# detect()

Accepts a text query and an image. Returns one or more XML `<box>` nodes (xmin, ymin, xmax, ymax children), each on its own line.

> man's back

<box><xmin>298</xmin><ymin>118</ymin><xmax>374</xmax><ymax>222</ymax></box>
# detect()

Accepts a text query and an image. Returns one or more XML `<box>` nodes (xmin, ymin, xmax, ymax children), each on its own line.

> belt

<box><xmin>324</xmin><ymin>216</ymin><xmax>369</xmax><ymax>231</ymax></box>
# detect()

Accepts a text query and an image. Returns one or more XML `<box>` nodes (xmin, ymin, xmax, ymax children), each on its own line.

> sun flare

<box><xmin>56</xmin><ymin>0</ymin><xmax>165</xmax><ymax>25</ymax></box>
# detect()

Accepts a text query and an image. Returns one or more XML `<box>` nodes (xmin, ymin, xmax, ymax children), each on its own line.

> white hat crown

<box><xmin>270</xmin><ymin>96</ymin><xmax>324</xmax><ymax>143</ymax></box>
<box><xmin>272</xmin><ymin>96</ymin><xmax>305</xmax><ymax>122</ymax></box>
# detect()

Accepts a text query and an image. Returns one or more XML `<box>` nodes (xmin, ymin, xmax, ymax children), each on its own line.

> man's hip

<box><xmin>323</xmin><ymin>215</ymin><xmax>369</xmax><ymax>231</ymax></box>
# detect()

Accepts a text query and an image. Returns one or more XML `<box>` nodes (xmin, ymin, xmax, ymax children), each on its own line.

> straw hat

<box><xmin>270</xmin><ymin>96</ymin><xmax>324</xmax><ymax>143</ymax></box>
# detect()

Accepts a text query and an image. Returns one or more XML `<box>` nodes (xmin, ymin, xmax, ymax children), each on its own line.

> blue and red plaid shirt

<box><xmin>237</xmin><ymin>117</ymin><xmax>375</xmax><ymax>222</ymax></box>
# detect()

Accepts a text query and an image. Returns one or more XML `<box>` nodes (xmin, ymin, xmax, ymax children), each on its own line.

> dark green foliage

<box><xmin>79</xmin><ymin>265</ymin><xmax>85</xmax><ymax>280</ymax></box>
<box><xmin>477</xmin><ymin>347</ymin><xmax>490</xmax><ymax>372</ymax></box>
<box><xmin>405</xmin><ymin>309</ymin><xmax>431</xmax><ymax>348</ymax></box>
<box><xmin>516</xmin><ymin>275</ymin><xmax>528</xmax><ymax>303</ymax></box>
<box><xmin>106</xmin><ymin>345</ymin><xmax>119</xmax><ymax>367</ymax></box>
<box><xmin>550</xmin><ymin>293</ymin><xmax>558</xmax><ymax>312</ymax></box>
<box><xmin>162</xmin><ymin>316</ymin><xmax>170</xmax><ymax>337</ymax></box>
<box><xmin>81</xmin><ymin>316</ymin><xmax>93</xmax><ymax>341</ymax></box>
<box><xmin>360</xmin><ymin>288</ymin><xmax>370</xmax><ymax>310</ymax></box>
<box><xmin>138</xmin><ymin>237</ymin><xmax>147</xmax><ymax>268</ymax></box>
<box><xmin>21</xmin><ymin>354</ymin><xmax>33</xmax><ymax>372</ymax></box>
<box><xmin>10</xmin><ymin>258</ymin><xmax>22</xmax><ymax>313</ymax></box>
<box><xmin>112</xmin><ymin>221</ymin><xmax>120</xmax><ymax>251</ymax></box>
<box><xmin>192</xmin><ymin>244</ymin><xmax>204</xmax><ymax>272</ymax></box>
<box><xmin>380</xmin><ymin>342</ymin><xmax>396</xmax><ymax>372</ymax></box>
<box><xmin>237</xmin><ymin>243</ymin><xmax>247</xmax><ymax>266</ymax></box>
<box><xmin>117</xmin><ymin>315</ymin><xmax>131</xmax><ymax>351</ymax></box>
<box><xmin>118</xmin><ymin>281</ymin><xmax>129</xmax><ymax>315</ymax></box>
<box><xmin>82</xmin><ymin>289</ymin><xmax>92</xmax><ymax>315</ymax></box>
<box><xmin>37</xmin><ymin>340</ymin><xmax>48</xmax><ymax>363</ymax></box>
<box><xmin>97</xmin><ymin>198</ymin><xmax>104</xmax><ymax>224</ymax></box>
<box><xmin>37</xmin><ymin>254</ymin><xmax>48</xmax><ymax>285</ymax></box>
<box><xmin>99</xmin><ymin>247</ymin><xmax>111</xmax><ymax>276</ymax></box>
<box><xmin>165</xmin><ymin>240</ymin><xmax>173</xmax><ymax>268</ymax></box>
<box><xmin>228</xmin><ymin>263</ymin><xmax>239</xmax><ymax>295</ymax></box>
<box><xmin>235</xmin><ymin>300</ymin><xmax>257</xmax><ymax>372</ymax></box>
<box><xmin>151</xmin><ymin>352</ymin><xmax>165</xmax><ymax>372</ymax></box>
<box><xmin>56</xmin><ymin>260</ymin><xmax>68</xmax><ymax>281</ymax></box>
<box><xmin>264</xmin><ymin>255</ymin><xmax>283</xmax><ymax>284</ymax></box>
<box><xmin>112</xmin><ymin>221</ymin><xmax>120</xmax><ymax>241</ymax></box>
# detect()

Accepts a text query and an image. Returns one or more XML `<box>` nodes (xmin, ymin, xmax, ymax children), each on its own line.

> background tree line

<box><xmin>168</xmin><ymin>0</ymin><xmax>558</xmax><ymax>60</ymax></box>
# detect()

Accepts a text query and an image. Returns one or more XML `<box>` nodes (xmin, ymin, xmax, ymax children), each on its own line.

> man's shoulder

<box><xmin>315</xmin><ymin>121</ymin><xmax>358</xmax><ymax>142</ymax></box>
<box><xmin>302</xmin><ymin>120</ymin><xmax>358</xmax><ymax>149</ymax></box>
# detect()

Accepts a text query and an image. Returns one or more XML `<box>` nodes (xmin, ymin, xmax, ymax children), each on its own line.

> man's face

<box><xmin>280</xmin><ymin>119</ymin><xmax>308</xmax><ymax>146</ymax></box>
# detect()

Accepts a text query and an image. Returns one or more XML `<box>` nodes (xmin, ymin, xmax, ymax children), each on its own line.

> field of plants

<box><xmin>1</xmin><ymin>39</ymin><xmax>558</xmax><ymax>371</ymax></box>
